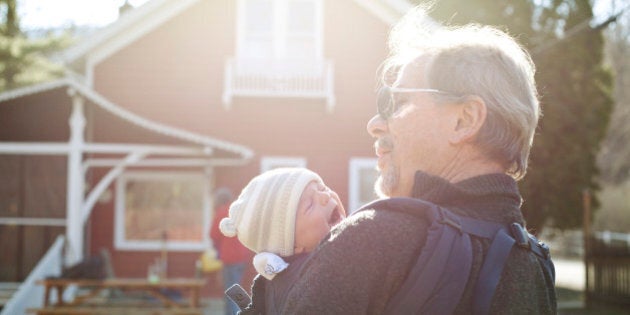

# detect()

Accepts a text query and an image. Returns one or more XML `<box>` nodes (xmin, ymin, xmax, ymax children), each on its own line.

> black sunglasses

<box><xmin>377</xmin><ymin>85</ymin><xmax>458</xmax><ymax>119</ymax></box>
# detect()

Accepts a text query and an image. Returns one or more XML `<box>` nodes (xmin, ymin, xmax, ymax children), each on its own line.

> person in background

<box><xmin>210</xmin><ymin>188</ymin><xmax>252</xmax><ymax>315</ymax></box>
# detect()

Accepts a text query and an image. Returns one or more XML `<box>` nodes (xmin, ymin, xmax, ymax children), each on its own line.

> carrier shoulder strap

<box><xmin>358</xmin><ymin>197</ymin><xmax>553</xmax><ymax>315</ymax></box>
<box><xmin>358</xmin><ymin>198</ymin><xmax>473</xmax><ymax>315</ymax></box>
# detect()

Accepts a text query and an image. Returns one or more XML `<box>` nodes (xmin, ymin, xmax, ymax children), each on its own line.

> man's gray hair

<box><xmin>382</xmin><ymin>7</ymin><xmax>540</xmax><ymax>180</ymax></box>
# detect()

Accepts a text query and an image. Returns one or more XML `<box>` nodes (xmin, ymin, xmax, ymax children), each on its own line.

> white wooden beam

<box><xmin>65</xmin><ymin>88</ymin><xmax>86</xmax><ymax>266</ymax></box>
<box><xmin>0</xmin><ymin>143</ymin><xmax>69</xmax><ymax>155</ymax></box>
<box><xmin>83</xmin><ymin>157</ymin><xmax>248</xmax><ymax>169</ymax></box>
<box><xmin>83</xmin><ymin>143</ymin><xmax>212</xmax><ymax>155</ymax></box>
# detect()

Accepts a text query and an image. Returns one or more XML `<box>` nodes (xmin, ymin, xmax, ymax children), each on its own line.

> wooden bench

<box><xmin>28</xmin><ymin>306</ymin><xmax>204</xmax><ymax>315</ymax></box>
<box><xmin>38</xmin><ymin>278</ymin><xmax>205</xmax><ymax>308</ymax></box>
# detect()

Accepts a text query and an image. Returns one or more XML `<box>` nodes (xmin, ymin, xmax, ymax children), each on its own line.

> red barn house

<box><xmin>0</xmin><ymin>0</ymin><xmax>415</xmax><ymax>304</ymax></box>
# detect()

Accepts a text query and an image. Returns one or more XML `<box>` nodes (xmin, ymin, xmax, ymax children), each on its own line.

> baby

<box><xmin>219</xmin><ymin>167</ymin><xmax>346</xmax><ymax>314</ymax></box>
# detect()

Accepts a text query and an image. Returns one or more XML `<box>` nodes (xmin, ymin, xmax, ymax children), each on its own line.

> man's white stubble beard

<box><xmin>375</xmin><ymin>165</ymin><xmax>399</xmax><ymax>198</ymax></box>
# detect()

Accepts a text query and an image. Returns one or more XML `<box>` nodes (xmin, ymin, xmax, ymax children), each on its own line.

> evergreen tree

<box><xmin>424</xmin><ymin>0</ymin><xmax>614</xmax><ymax>233</ymax></box>
<box><xmin>0</xmin><ymin>0</ymin><xmax>72</xmax><ymax>91</ymax></box>
<box><xmin>523</xmin><ymin>0</ymin><xmax>613</xmax><ymax>231</ymax></box>
<box><xmin>597</xmin><ymin>1</ymin><xmax>630</xmax><ymax>185</ymax></box>
<box><xmin>593</xmin><ymin>1</ymin><xmax>630</xmax><ymax>233</ymax></box>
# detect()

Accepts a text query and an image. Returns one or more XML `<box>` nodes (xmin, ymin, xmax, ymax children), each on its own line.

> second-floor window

<box><xmin>237</xmin><ymin>0</ymin><xmax>323</xmax><ymax>61</ymax></box>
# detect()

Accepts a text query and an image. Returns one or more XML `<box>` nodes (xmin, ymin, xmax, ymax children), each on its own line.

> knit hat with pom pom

<box><xmin>219</xmin><ymin>167</ymin><xmax>322</xmax><ymax>257</ymax></box>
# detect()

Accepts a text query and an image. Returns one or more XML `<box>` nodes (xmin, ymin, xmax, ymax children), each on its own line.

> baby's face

<box><xmin>293</xmin><ymin>180</ymin><xmax>346</xmax><ymax>254</ymax></box>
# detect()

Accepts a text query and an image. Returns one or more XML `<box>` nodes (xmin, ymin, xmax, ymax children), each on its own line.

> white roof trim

<box><xmin>0</xmin><ymin>79</ymin><xmax>69</xmax><ymax>102</ymax></box>
<box><xmin>60</xmin><ymin>0</ymin><xmax>201</xmax><ymax>65</ymax></box>
<box><xmin>0</xmin><ymin>78</ymin><xmax>254</xmax><ymax>160</ymax></box>
<box><xmin>60</xmin><ymin>0</ymin><xmax>413</xmax><ymax>66</ymax></box>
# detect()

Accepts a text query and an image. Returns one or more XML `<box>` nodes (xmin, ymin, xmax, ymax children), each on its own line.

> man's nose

<box><xmin>367</xmin><ymin>114</ymin><xmax>388</xmax><ymax>137</ymax></box>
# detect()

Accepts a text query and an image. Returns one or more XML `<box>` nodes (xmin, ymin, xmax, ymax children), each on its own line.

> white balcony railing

<box><xmin>222</xmin><ymin>57</ymin><xmax>335</xmax><ymax>112</ymax></box>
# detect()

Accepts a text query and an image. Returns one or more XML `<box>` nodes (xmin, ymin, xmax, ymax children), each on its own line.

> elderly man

<box><xmin>281</xmin><ymin>9</ymin><xmax>557</xmax><ymax>315</ymax></box>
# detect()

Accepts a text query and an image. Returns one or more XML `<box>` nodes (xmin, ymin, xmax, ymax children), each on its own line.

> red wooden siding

<box><xmin>86</xmin><ymin>0</ymin><xmax>390</xmax><ymax>292</ymax></box>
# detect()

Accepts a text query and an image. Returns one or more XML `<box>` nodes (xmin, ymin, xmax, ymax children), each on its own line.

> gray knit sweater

<box><xmin>282</xmin><ymin>172</ymin><xmax>557</xmax><ymax>314</ymax></box>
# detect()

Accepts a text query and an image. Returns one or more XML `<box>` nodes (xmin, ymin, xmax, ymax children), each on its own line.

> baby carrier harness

<box><xmin>358</xmin><ymin>197</ymin><xmax>555</xmax><ymax>315</ymax></box>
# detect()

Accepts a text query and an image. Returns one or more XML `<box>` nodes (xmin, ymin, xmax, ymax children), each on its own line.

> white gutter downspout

<box><xmin>66</xmin><ymin>88</ymin><xmax>86</xmax><ymax>266</ymax></box>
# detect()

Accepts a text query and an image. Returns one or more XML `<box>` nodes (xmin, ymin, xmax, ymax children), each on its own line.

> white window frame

<box><xmin>114</xmin><ymin>171</ymin><xmax>211</xmax><ymax>252</ymax></box>
<box><xmin>260</xmin><ymin>156</ymin><xmax>307</xmax><ymax>172</ymax></box>
<box><xmin>348</xmin><ymin>158</ymin><xmax>379</xmax><ymax>214</ymax></box>
<box><xmin>236</xmin><ymin>0</ymin><xmax>324</xmax><ymax>60</ymax></box>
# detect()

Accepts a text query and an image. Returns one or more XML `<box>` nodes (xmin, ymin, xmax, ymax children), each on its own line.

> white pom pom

<box><xmin>253</xmin><ymin>252</ymin><xmax>289</xmax><ymax>280</ymax></box>
<box><xmin>219</xmin><ymin>217</ymin><xmax>237</xmax><ymax>237</ymax></box>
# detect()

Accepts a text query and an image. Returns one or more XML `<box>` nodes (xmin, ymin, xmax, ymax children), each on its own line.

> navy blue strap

<box><xmin>384</xmin><ymin>219</ymin><xmax>472</xmax><ymax>314</ymax></box>
<box><xmin>527</xmin><ymin>236</ymin><xmax>550</xmax><ymax>259</ymax></box>
<box><xmin>454</xmin><ymin>215</ymin><xmax>516</xmax><ymax>315</ymax></box>
<box><xmin>472</xmin><ymin>229</ymin><xmax>515</xmax><ymax>315</ymax></box>
<box><xmin>360</xmin><ymin>198</ymin><xmax>550</xmax><ymax>315</ymax></box>
<box><xmin>459</xmin><ymin>216</ymin><xmax>505</xmax><ymax>239</ymax></box>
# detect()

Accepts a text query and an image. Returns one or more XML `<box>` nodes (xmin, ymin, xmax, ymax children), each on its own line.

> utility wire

<box><xmin>531</xmin><ymin>3</ymin><xmax>628</xmax><ymax>56</ymax></box>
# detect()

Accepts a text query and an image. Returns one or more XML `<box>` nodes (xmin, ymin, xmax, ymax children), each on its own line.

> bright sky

<box><xmin>16</xmin><ymin>0</ymin><xmax>622</xmax><ymax>30</ymax></box>
<box><xmin>18</xmin><ymin>0</ymin><xmax>150</xmax><ymax>30</ymax></box>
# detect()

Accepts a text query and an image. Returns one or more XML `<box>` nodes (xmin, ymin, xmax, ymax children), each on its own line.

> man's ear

<box><xmin>450</xmin><ymin>95</ymin><xmax>487</xmax><ymax>144</ymax></box>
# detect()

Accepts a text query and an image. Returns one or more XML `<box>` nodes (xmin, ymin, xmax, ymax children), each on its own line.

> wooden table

<box><xmin>34</xmin><ymin>278</ymin><xmax>206</xmax><ymax>314</ymax></box>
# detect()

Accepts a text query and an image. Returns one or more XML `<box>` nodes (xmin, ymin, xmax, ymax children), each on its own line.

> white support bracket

<box><xmin>81</xmin><ymin>152</ymin><xmax>147</xmax><ymax>224</ymax></box>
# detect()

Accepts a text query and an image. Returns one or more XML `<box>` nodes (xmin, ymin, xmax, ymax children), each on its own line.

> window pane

<box><xmin>242</xmin><ymin>36</ymin><xmax>274</xmax><ymax>59</ymax></box>
<box><xmin>285</xmin><ymin>36</ymin><xmax>316</xmax><ymax>59</ymax></box>
<box><xmin>245</xmin><ymin>0</ymin><xmax>273</xmax><ymax>33</ymax></box>
<box><xmin>359</xmin><ymin>168</ymin><xmax>379</xmax><ymax>206</ymax></box>
<box><xmin>243</xmin><ymin>0</ymin><xmax>274</xmax><ymax>58</ymax></box>
<box><xmin>286</xmin><ymin>0</ymin><xmax>317</xmax><ymax>58</ymax></box>
<box><xmin>124</xmin><ymin>178</ymin><xmax>204</xmax><ymax>242</ymax></box>
<box><xmin>287</xmin><ymin>0</ymin><xmax>316</xmax><ymax>33</ymax></box>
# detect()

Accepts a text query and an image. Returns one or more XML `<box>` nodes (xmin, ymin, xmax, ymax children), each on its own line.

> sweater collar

<box><xmin>411</xmin><ymin>171</ymin><xmax>524</xmax><ymax>224</ymax></box>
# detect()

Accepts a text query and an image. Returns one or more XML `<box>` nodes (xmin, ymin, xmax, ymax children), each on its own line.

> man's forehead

<box><xmin>395</xmin><ymin>58</ymin><xmax>428</xmax><ymax>88</ymax></box>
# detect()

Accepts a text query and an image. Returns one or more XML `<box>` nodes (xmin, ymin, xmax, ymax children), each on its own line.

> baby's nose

<box><xmin>317</xmin><ymin>190</ymin><xmax>332</xmax><ymax>205</ymax></box>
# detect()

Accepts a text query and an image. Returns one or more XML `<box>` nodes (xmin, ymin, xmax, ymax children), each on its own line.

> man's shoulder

<box><xmin>320</xmin><ymin>205</ymin><xmax>431</xmax><ymax>256</ymax></box>
<box><xmin>340</xmin><ymin>207</ymin><xmax>424</xmax><ymax>231</ymax></box>
<box><xmin>339</xmin><ymin>199</ymin><xmax>436</xmax><ymax>232</ymax></box>
<box><xmin>282</xmin><ymin>204</ymin><xmax>433</xmax><ymax>314</ymax></box>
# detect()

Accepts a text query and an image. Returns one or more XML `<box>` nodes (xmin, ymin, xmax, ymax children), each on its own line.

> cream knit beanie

<box><xmin>219</xmin><ymin>167</ymin><xmax>322</xmax><ymax>257</ymax></box>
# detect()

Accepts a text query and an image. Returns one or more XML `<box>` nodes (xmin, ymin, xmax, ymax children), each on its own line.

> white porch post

<box><xmin>66</xmin><ymin>88</ymin><xmax>86</xmax><ymax>265</ymax></box>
